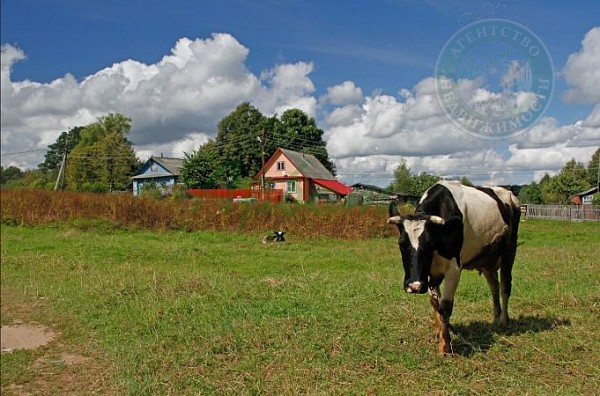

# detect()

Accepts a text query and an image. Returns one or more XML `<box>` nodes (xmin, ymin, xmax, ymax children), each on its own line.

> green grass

<box><xmin>1</xmin><ymin>220</ymin><xmax>599</xmax><ymax>394</ymax></box>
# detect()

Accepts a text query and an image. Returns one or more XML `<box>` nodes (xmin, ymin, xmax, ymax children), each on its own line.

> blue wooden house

<box><xmin>132</xmin><ymin>156</ymin><xmax>184</xmax><ymax>196</ymax></box>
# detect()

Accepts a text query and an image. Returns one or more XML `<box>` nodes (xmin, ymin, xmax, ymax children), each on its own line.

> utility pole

<box><xmin>259</xmin><ymin>129</ymin><xmax>266</xmax><ymax>200</ymax></box>
<box><xmin>54</xmin><ymin>135</ymin><xmax>68</xmax><ymax>191</ymax></box>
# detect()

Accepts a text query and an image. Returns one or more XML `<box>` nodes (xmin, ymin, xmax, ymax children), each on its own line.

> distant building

<box><xmin>569</xmin><ymin>186</ymin><xmax>599</xmax><ymax>221</ymax></box>
<box><xmin>350</xmin><ymin>183</ymin><xmax>420</xmax><ymax>205</ymax></box>
<box><xmin>254</xmin><ymin>148</ymin><xmax>351</xmax><ymax>203</ymax></box>
<box><xmin>132</xmin><ymin>156</ymin><xmax>184</xmax><ymax>196</ymax></box>
<box><xmin>570</xmin><ymin>186</ymin><xmax>598</xmax><ymax>205</ymax></box>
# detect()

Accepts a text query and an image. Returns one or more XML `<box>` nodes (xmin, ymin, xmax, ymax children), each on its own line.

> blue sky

<box><xmin>2</xmin><ymin>0</ymin><xmax>599</xmax><ymax>186</ymax></box>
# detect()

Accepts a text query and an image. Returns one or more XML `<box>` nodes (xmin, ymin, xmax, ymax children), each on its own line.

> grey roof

<box><xmin>279</xmin><ymin>148</ymin><xmax>335</xmax><ymax>180</ymax></box>
<box><xmin>131</xmin><ymin>173</ymin><xmax>177</xmax><ymax>180</ymax></box>
<box><xmin>351</xmin><ymin>183</ymin><xmax>397</xmax><ymax>195</ymax></box>
<box><xmin>351</xmin><ymin>183</ymin><xmax>420</xmax><ymax>198</ymax></box>
<box><xmin>132</xmin><ymin>156</ymin><xmax>184</xmax><ymax>180</ymax></box>
<box><xmin>151</xmin><ymin>157</ymin><xmax>184</xmax><ymax>176</ymax></box>
<box><xmin>575</xmin><ymin>185</ymin><xmax>599</xmax><ymax>197</ymax></box>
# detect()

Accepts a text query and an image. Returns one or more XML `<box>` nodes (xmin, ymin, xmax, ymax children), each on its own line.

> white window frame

<box><xmin>286</xmin><ymin>180</ymin><xmax>296</xmax><ymax>193</ymax></box>
<box><xmin>277</xmin><ymin>161</ymin><xmax>285</xmax><ymax>171</ymax></box>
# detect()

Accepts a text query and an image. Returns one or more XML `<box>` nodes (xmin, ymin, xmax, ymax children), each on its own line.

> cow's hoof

<box><xmin>439</xmin><ymin>344</ymin><xmax>453</xmax><ymax>356</ymax></box>
<box><xmin>439</xmin><ymin>339</ymin><xmax>453</xmax><ymax>355</ymax></box>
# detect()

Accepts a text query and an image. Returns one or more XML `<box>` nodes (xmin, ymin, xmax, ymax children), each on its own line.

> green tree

<box><xmin>181</xmin><ymin>140</ymin><xmax>220</xmax><ymax>189</ymax></box>
<box><xmin>0</xmin><ymin>167</ymin><xmax>55</xmax><ymax>189</ymax></box>
<box><xmin>586</xmin><ymin>147</ymin><xmax>599</xmax><ymax>188</ymax></box>
<box><xmin>387</xmin><ymin>160</ymin><xmax>440</xmax><ymax>196</ymax></box>
<box><xmin>544</xmin><ymin>159</ymin><xmax>588</xmax><ymax>204</ymax></box>
<box><xmin>519</xmin><ymin>182</ymin><xmax>543</xmax><ymax>204</ymax></box>
<box><xmin>38</xmin><ymin>126</ymin><xmax>84</xmax><ymax>173</ymax></box>
<box><xmin>215</xmin><ymin>103</ymin><xmax>267</xmax><ymax>182</ymax></box>
<box><xmin>0</xmin><ymin>165</ymin><xmax>24</xmax><ymax>185</ymax></box>
<box><xmin>459</xmin><ymin>176</ymin><xmax>473</xmax><ymax>186</ymax></box>
<box><xmin>537</xmin><ymin>174</ymin><xmax>556</xmax><ymax>204</ymax></box>
<box><xmin>274</xmin><ymin>109</ymin><xmax>336</xmax><ymax>175</ymax></box>
<box><xmin>22</xmin><ymin>169</ymin><xmax>54</xmax><ymax>189</ymax></box>
<box><xmin>388</xmin><ymin>160</ymin><xmax>413</xmax><ymax>193</ymax></box>
<box><xmin>412</xmin><ymin>172</ymin><xmax>441</xmax><ymax>196</ymax></box>
<box><xmin>66</xmin><ymin>113</ymin><xmax>139</xmax><ymax>192</ymax></box>
<box><xmin>96</xmin><ymin>131</ymin><xmax>138</xmax><ymax>192</ymax></box>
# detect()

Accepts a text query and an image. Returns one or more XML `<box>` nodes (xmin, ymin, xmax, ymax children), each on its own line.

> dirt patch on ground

<box><xmin>1</xmin><ymin>287</ymin><xmax>123</xmax><ymax>395</ymax></box>
<box><xmin>1</xmin><ymin>324</ymin><xmax>57</xmax><ymax>353</ymax></box>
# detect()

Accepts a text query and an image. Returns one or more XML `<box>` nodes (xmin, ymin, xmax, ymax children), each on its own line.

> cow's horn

<box><xmin>387</xmin><ymin>216</ymin><xmax>402</xmax><ymax>224</ymax></box>
<box><xmin>429</xmin><ymin>216</ymin><xmax>445</xmax><ymax>225</ymax></box>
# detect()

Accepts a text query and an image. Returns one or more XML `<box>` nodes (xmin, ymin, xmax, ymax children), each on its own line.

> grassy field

<box><xmin>1</xmin><ymin>220</ymin><xmax>599</xmax><ymax>394</ymax></box>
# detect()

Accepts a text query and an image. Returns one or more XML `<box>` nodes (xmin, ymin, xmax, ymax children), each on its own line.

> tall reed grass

<box><xmin>1</xmin><ymin>189</ymin><xmax>413</xmax><ymax>239</ymax></box>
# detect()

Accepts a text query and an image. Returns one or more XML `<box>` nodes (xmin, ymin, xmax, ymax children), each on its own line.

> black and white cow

<box><xmin>387</xmin><ymin>180</ymin><xmax>520</xmax><ymax>354</ymax></box>
<box><xmin>262</xmin><ymin>230</ymin><xmax>286</xmax><ymax>243</ymax></box>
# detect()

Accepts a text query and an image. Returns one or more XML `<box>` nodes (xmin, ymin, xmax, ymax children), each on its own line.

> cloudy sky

<box><xmin>1</xmin><ymin>0</ymin><xmax>599</xmax><ymax>186</ymax></box>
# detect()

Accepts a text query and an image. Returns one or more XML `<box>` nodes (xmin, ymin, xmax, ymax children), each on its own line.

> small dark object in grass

<box><xmin>263</xmin><ymin>230</ymin><xmax>286</xmax><ymax>243</ymax></box>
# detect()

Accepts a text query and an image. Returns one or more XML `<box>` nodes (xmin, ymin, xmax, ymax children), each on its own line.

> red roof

<box><xmin>313</xmin><ymin>179</ymin><xmax>352</xmax><ymax>196</ymax></box>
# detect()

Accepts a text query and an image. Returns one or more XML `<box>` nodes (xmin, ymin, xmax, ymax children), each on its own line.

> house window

<box><xmin>286</xmin><ymin>180</ymin><xmax>296</xmax><ymax>193</ymax></box>
<box><xmin>277</xmin><ymin>161</ymin><xmax>285</xmax><ymax>171</ymax></box>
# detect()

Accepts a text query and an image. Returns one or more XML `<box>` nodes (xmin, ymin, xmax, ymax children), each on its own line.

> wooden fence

<box><xmin>523</xmin><ymin>204</ymin><xmax>600</xmax><ymax>221</ymax></box>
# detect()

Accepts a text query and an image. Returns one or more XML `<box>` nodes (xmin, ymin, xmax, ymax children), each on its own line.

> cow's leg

<box><xmin>483</xmin><ymin>270</ymin><xmax>502</xmax><ymax>325</ymax></box>
<box><xmin>499</xmin><ymin>262</ymin><xmax>513</xmax><ymax>326</ymax></box>
<box><xmin>498</xmin><ymin>211</ymin><xmax>520</xmax><ymax>326</ymax></box>
<box><xmin>498</xmin><ymin>239</ymin><xmax>517</xmax><ymax>326</ymax></box>
<box><xmin>434</xmin><ymin>259</ymin><xmax>461</xmax><ymax>355</ymax></box>
<box><xmin>429</xmin><ymin>287</ymin><xmax>452</xmax><ymax>355</ymax></box>
<box><xmin>429</xmin><ymin>286</ymin><xmax>443</xmax><ymax>345</ymax></box>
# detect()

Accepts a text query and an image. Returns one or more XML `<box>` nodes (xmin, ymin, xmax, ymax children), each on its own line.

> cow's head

<box><xmin>387</xmin><ymin>212</ymin><xmax>461</xmax><ymax>294</ymax></box>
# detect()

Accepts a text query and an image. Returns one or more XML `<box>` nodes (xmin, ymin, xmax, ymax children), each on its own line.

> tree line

<box><xmin>386</xmin><ymin>147</ymin><xmax>599</xmax><ymax>205</ymax></box>
<box><xmin>1</xmin><ymin>103</ymin><xmax>597</xmax><ymax>205</ymax></box>
<box><xmin>0</xmin><ymin>103</ymin><xmax>334</xmax><ymax>192</ymax></box>
<box><xmin>386</xmin><ymin>159</ymin><xmax>469</xmax><ymax>197</ymax></box>
<box><xmin>518</xmin><ymin>148</ymin><xmax>599</xmax><ymax>205</ymax></box>
<box><xmin>1</xmin><ymin>114</ymin><xmax>139</xmax><ymax>192</ymax></box>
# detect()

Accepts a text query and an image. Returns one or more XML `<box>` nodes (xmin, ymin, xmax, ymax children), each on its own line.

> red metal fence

<box><xmin>187</xmin><ymin>188</ymin><xmax>283</xmax><ymax>204</ymax></box>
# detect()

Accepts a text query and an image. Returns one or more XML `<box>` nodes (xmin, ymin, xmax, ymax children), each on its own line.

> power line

<box><xmin>1</xmin><ymin>148</ymin><xmax>47</xmax><ymax>156</ymax></box>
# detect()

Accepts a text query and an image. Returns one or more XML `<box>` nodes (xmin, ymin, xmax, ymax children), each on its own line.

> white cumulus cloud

<box><xmin>321</xmin><ymin>80</ymin><xmax>363</xmax><ymax>106</ymax></box>
<box><xmin>0</xmin><ymin>34</ymin><xmax>317</xmax><ymax>168</ymax></box>
<box><xmin>563</xmin><ymin>26</ymin><xmax>600</xmax><ymax>103</ymax></box>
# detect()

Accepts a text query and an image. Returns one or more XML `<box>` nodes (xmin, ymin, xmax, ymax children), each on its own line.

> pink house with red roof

<box><xmin>254</xmin><ymin>148</ymin><xmax>352</xmax><ymax>203</ymax></box>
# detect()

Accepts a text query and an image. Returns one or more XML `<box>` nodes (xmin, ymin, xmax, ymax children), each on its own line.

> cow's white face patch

<box><xmin>404</xmin><ymin>220</ymin><xmax>427</xmax><ymax>249</ymax></box>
